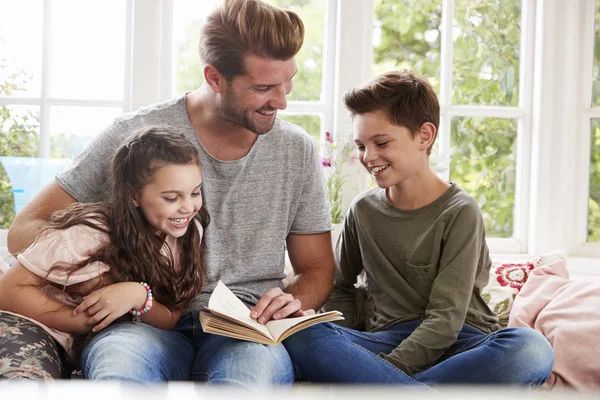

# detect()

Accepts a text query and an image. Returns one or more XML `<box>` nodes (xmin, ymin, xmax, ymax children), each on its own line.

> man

<box><xmin>7</xmin><ymin>0</ymin><xmax>334</xmax><ymax>385</ymax></box>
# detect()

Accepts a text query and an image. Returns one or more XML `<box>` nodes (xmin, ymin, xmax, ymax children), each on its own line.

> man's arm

<box><xmin>7</xmin><ymin>181</ymin><xmax>77</xmax><ymax>254</ymax></box>
<box><xmin>284</xmin><ymin>231</ymin><xmax>335</xmax><ymax>310</ymax></box>
<box><xmin>250</xmin><ymin>231</ymin><xmax>335</xmax><ymax>324</ymax></box>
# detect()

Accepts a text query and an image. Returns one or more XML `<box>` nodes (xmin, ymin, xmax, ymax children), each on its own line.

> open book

<box><xmin>199</xmin><ymin>281</ymin><xmax>344</xmax><ymax>345</ymax></box>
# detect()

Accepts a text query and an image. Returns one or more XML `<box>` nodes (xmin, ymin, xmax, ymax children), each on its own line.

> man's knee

<box><xmin>197</xmin><ymin>340</ymin><xmax>294</xmax><ymax>387</ymax></box>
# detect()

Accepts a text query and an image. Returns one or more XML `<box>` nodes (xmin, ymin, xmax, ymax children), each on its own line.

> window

<box><xmin>575</xmin><ymin>0</ymin><xmax>600</xmax><ymax>254</ymax></box>
<box><xmin>371</xmin><ymin>0</ymin><xmax>531</xmax><ymax>251</ymax></box>
<box><xmin>2</xmin><ymin>0</ymin><xmax>599</xmax><ymax>262</ymax></box>
<box><xmin>0</xmin><ymin>0</ymin><xmax>131</xmax><ymax>228</ymax></box>
<box><xmin>586</xmin><ymin>0</ymin><xmax>600</xmax><ymax>243</ymax></box>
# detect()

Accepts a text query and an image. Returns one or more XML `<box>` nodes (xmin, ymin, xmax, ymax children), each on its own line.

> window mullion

<box><xmin>574</xmin><ymin>0</ymin><xmax>597</xmax><ymax>252</ymax></box>
<box><xmin>123</xmin><ymin>0</ymin><xmax>134</xmax><ymax>112</ymax></box>
<box><xmin>160</xmin><ymin>0</ymin><xmax>173</xmax><ymax>102</ymax></box>
<box><xmin>439</xmin><ymin>0</ymin><xmax>454</xmax><ymax>109</ymax></box>
<box><xmin>130</xmin><ymin>0</ymin><xmax>163</xmax><ymax>110</ymax></box>
<box><xmin>321</xmin><ymin>0</ymin><xmax>338</xmax><ymax>137</ymax></box>
<box><xmin>39</xmin><ymin>0</ymin><xmax>53</xmax><ymax>158</ymax></box>
<box><xmin>511</xmin><ymin>0</ymin><xmax>537</xmax><ymax>252</ymax></box>
<box><xmin>438</xmin><ymin>0</ymin><xmax>454</xmax><ymax>181</ymax></box>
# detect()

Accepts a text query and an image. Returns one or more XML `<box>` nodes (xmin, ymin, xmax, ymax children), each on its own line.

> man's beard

<box><xmin>220</xmin><ymin>88</ymin><xmax>276</xmax><ymax>135</ymax></box>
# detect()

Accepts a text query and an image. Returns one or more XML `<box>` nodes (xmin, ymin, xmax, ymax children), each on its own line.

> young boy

<box><xmin>283</xmin><ymin>71</ymin><xmax>554</xmax><ymax>387</ymax></box>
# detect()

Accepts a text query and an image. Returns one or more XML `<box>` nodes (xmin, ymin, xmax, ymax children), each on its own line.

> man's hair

<box><xmin>343</xmin><ymin>70</ymin><xmax>440</xmax><ymax>155</ymax></box>
<box><xmin>199</xmin><ymin>0</ymin><xmax>304</xmax><ymax>80</ymax></box>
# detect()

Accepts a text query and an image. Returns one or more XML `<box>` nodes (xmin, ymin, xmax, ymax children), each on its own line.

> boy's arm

<box><xmin>323</xmin><ymin>214</ymin><xmax>365</xmax><ymax>329</ymax></box>
<box><xmin>7</xmin><ymin>181</ymin><xmax>78</xmax><ymax>254</ymax></box>
<box><xmin>381</xmin><ymin>203</ymin><xmax>486</xmax><ymax>375</ymax></box>
<box><xmin>0</xmin><ymin>262</ymin><xmax>92</xmax><ymax>333</ymax></box>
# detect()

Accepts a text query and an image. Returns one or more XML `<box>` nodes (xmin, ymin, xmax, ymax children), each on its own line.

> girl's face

<box><xmin>133</xmin><ymin>162</ymin><xmax>203</xmax><ymax>239</ymax></box>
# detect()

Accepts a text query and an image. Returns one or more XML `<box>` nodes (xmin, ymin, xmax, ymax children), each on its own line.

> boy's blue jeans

<box><xmin>81</xmin><ymin>311</ymin><xmax>294</xmax><ymax>386</ymax></box>
<box><xmin>283</xmin><ymin>320</ymin><xmax>554</xmax><ymax>387</ymax></box>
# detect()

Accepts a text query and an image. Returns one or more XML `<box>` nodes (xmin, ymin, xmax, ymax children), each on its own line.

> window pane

<box><xmin>588</xmin><ymin>119</ymin><xmax>600</xmax><ymax>242</ymax></box>
<box><xmin>172</xmin><ymin>0</ymin><xmax>218</xmax><ymax>95</ymax></box>
<box><xmin>592</xmin><ymin>0</ymin><xmax>600</xmax><ymax>106</ymax></box>
<box><xmin>452</xmin><ymin>0</ymin><xmax>521</xmax><ymax>106</ymax></box>
<box><xmin>266</xmin><ymin>0</ymin><xmax>325</xmax><ymax>101</ymax></box>
<box><xmin>0</xmin><ymin>105</ymin><xmax>41</xmax><ymax>228</ymax></box>
<box><xmin>49</xmin><ymin>106</ymin><xmax>122</xmax><ymax>158</ymax></box>
<box><xmin>278</xmin><ymin>114</ymin><xmax>321</xmax><ymax>146</ymax></box>
<box><xmin>172</xmin><ymin>0</ymin><xmax>325</xmax><ymax>101</ymax></box>
<box><xmin>372</xmin><ymin>0</ymin><xmax>442</xmax><ymax>92</ymax></box>
<box><xmin>50</xmin><ymin>0</ymin><xmax>126</xmax><ymax>100</ymax></box>
<box><xmin>450</xmin><ymin>117</ymin><xmax>517</xmax><ymax>238</ymax></box>
<box><xmin>0</xmin><ymin>0</ymin><xmax>43</xmax><ymax>97</ymax></box>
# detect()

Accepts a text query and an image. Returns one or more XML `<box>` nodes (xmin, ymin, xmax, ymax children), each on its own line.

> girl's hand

<box><xmin>73</xmin><ymin>282</ymin><xmax>147</xmax><ymax>332</ymax></box>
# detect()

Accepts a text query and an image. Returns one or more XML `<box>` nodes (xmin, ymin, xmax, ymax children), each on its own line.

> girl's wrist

<box><xmin>129</xmin><ymin>282</ymin><xmax>153</xmax><ymax>322</ymax></box>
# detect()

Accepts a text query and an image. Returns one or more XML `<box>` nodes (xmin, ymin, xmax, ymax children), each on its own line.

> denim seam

<box><xmin>334</xmin><ymin>328</ymin><xmax>430</xmax><ymax>388</ymax></box>
<box><xmin>334</xmin><ymin>325</ymin><xmax>400</xmax><ymax>347</ymax></box>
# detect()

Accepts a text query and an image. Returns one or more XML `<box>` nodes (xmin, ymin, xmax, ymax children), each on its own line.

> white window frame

<box><xmin>573</xmin><ymin>0</ymin><xmax>600</xmax><ymax>257</ymax></box>
<box><xmin>0</xmin><ymin>0</ymin><xmax>135</xmax><ymax>247</ymax></box>
<box><xmin>0</xmin><ymin>0</ymin><xmax>134</xmax><ymax>156</ymax></box>
<box><xmin>3</xmin><ymin>0</ymin><xmax>600</xmax><ymax>265</ymax></box>
<box><xmin>334</xmin><ymin>0</ymin><xmax>535</xmax><ymax>254</ymax></box>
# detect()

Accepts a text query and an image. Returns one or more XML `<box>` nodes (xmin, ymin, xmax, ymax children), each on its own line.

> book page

<box><xmin>265</xmin><ymin>310</ymin><xmax>343</xmax><ymax>341</ymax></box>
<box><xmin>207</xmin><ymin>281</ymin><xmax>272</xmax><ymax>339</ymax></box>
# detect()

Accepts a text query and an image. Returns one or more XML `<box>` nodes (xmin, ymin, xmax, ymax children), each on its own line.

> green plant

<box><xmin>321</xmin><ymin>132</ymin><xmax>354</xmax><ymax>224</ymax></box>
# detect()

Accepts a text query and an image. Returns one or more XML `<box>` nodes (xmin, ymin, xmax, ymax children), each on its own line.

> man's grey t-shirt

<box><xmin>56</xmin><ymin>95</ymin><xmax>332</xmax><ymax>309</ymax></box>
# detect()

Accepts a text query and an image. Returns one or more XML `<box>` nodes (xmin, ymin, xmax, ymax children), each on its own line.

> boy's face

<box><xmin>220</xmin><ymin>54</ymin><xmax>297</xmax><ymax>135</ymax></box>
<box><xmin>133</xmin><ymin>162</ymin><xmax>203</xmax><ymax>239</ymax></box>
<box><xmin>353</xmin><ymin>110</ymin><xmax>426</xmax><ymax>189</ymax></box>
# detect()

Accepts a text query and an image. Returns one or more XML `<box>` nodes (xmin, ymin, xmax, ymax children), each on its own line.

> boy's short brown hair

<box><xmin>343</xmin><ymin>71</ymin><xmax>440</xmax><ymax>155</ymax></box>
<box><xmin>199</xmin><ymin>0</ymin><xmax>305</xmax><ymax>80</ymax></box>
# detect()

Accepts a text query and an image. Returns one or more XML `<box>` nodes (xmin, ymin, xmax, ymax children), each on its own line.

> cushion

<box><xmin>482</xmin><ymin>250</ymin><xmax>566</xmax><ymax>327</ymax></box>
<box><xmin>508</xmin><ymin>259</ymin><xmax>600</xmax><ymax>390</ymax></box>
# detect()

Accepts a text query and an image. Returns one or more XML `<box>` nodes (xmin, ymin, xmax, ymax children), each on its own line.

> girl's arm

<box><xmin>73</xmin><ymin>282</ymin><xmax>183</xmax><ymax>332</ymax></box>
<box><xmin>0</xmin><ymin>261</ymin><xmax>92</xmax><ymax>334</ymax></box>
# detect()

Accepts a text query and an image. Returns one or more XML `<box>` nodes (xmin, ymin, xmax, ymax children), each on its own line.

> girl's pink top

<box><xmin>0</xmin><ymin>219</ymin><xmax>202</xmax><ymax>356</ymax></box>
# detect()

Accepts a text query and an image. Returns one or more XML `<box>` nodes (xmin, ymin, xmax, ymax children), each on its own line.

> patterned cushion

<box><xmin>482</xmin><ymin>250</ymin><xmax>567</xmax><ymax>327</ymax></box>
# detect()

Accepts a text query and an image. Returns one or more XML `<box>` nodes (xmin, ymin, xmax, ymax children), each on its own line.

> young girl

<box><xmin>283</xmin><ymin>71</ymin><xmax>554</xmax><ymax>387</ymax></box>
<box><xmin>0</xmin><ymin>127</ymin><xmax>208</xmax><ymax>379</ymax></box>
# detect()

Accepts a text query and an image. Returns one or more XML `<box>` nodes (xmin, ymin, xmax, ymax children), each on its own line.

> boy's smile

<box><xmin>353</xmin><ymin>110</ymin><xmax>425</xmax><ymax>189</ymax></box>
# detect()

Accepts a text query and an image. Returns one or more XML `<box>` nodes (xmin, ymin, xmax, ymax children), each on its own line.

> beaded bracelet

<box><xmin>129</xmin><ymin>282</ymin><xmax>153</xmax><ymax>322</ymax></box>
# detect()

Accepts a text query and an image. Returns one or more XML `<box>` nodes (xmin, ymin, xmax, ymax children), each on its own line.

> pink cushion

<box><xmin>508</xmin><ymin>259</ymin><xmax>600</xmax><ymax>390</ymax></box>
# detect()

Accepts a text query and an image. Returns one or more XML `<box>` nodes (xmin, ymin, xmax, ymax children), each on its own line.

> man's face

<box><xmin>220</xmin><ymin>54</ymin><xmax>297</xmax><ymax>135</ymax></box>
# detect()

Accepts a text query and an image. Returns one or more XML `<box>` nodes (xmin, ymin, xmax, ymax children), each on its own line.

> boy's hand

<box><xmin>250</xmin><ymin>288</ymin><xmax>314</xmax><ymax>324</ymax></box>
<box><xmin>73</xmin><ymin>282</ymin><xmax>147</xmax><ymax>332</ymax></box>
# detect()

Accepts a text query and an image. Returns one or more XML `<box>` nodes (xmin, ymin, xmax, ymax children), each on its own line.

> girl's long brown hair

<box><xmin>48</xmin><ymin>127</ymin><xmax>208</xmax><ymax>309</ymax></box>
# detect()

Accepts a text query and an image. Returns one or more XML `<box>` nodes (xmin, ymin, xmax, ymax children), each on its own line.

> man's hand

<box><xmin>73</xmin><ymin>282</ymin><xmax>147</xmax><ymax>332</ymax></box>
<box><xmin>250</xmin><ymin>287</ymin><xmax>315</xmax><ymax>324</ymax></box>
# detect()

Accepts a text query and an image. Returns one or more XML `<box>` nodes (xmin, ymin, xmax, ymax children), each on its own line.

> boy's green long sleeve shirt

<box><xmin>324</xmin><ymin>183</ymin><xmax>500</xmax><ymax>375</ymax></box>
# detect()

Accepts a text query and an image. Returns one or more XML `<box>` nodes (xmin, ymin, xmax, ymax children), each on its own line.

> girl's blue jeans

<box><xmin>81</xmin><ymin>311</ymin><xmax>294</xmax><ymax>387</ymax></box>
<box><xmin>283</xmin><ymin>319</ymin><xmax>554</xmax><ymax>388</ymax></box>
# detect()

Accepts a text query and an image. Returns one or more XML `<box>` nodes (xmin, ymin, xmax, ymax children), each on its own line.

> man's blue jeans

<box><xmin>283</xmin><ymin>320</ymin><xmax>554</xmax><ymax>387</ymax></box>
<box><xmin>81</xmin><ymin>312</ymin><xmax>294</xmax><ymax>387</ymax></box>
